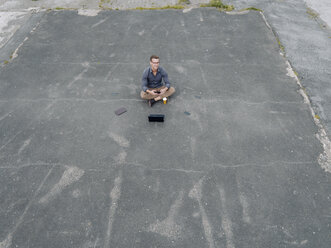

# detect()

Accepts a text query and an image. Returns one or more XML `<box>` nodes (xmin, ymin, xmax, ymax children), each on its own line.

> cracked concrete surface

<box><xmin>0</xmin><ymin>1</ymin><xmax>330</xmax><ymax>248</ymax></box>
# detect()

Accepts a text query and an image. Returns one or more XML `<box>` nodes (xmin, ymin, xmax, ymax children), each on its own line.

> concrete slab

<box><xmin>0</xmin><ymin>8</ymin><xmax>330</xmax><ymax>248</ymax></box>
<box><xmin>226</xmin><ymin>0</ymin><xmax>331</xmax><ymax>140</ymax></box>
<box><xmin>1</xmin><ymin>1</ymin><xmax>331</xmax><ymax>140</ymax></box>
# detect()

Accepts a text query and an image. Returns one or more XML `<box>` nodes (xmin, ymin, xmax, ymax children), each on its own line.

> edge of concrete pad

<box><xmin>259</xmin><ymin>11</ymin><xmax>331</xmax><ymax>173</ymax></box>
<box><xmin>0</xmin><ymin>10</ymin><xmax>46</xmax><ymax>63</ymax></box>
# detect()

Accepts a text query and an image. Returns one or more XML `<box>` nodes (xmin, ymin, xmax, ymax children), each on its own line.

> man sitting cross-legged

<box><xmin>140</xmin><ymin>55</ymin><xmax>175</xmax><ymax>107</ymax></box>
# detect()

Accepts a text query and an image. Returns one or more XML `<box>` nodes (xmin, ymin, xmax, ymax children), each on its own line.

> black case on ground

<box><xmin>148</xmin><ymin>114</ymin><xmax>164</xmax><ymax>122</ymax></box>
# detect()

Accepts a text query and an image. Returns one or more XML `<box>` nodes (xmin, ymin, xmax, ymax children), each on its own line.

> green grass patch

<box><xmin>53</xmin><ymin>7</ymin><xmax>77</xmax><ymax>10</ymax></box>
<box><xmin>242</xmin><ymin>7</ymin><xmax>262</xmax><ymax>12</ymax></box>
<box><xmin>178</xmin><ymin>0</ymin><xmax>190</xmax><ymax>5</ymax></box>
<box><xmin>99</xmin><ymin>0</ymin><xmax>112</xmax><ymax>9</ymax></box>
<box><xmin>200</xmin><ymin>0</ymin><xmax>234</xmax><ymax>11</ymax></box>
<box><xmin>135</xmin><ymin>5</ymin><xmax>185</xmax><ymax>10</ymax></box>
<box><xmin>306</xmin><ymin>7</ymin><xmax>319</xmax><ymax>19</ymax></box>
<box><xmin>100</xmin><ymin>0</ymin><xmax>111</xmax><ymax>4</ymax></box>
<box><xmin>276</xmin><ymin>37</ymin><xmax>285</xmax><ymax>53</ymax></box>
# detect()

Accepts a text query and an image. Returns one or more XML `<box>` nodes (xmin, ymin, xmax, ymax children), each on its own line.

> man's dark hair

<box><xmin>150</xmin><ymin>55</ymin><xmax>159</xmax><ymax>61</ymax></box>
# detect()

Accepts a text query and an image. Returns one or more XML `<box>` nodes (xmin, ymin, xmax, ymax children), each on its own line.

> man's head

<box><xmin>150</xmin><ymin>55</ymin><xmax>160</xmax><ymax>72</ymax></box>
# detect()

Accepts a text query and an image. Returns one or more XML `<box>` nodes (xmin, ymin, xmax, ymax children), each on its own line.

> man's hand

<box><xmin>160</xmin><ymin>87</ymin><xmax>168</xmax><ymax>94</ymax></box>
<box><xmin>147</xmin><ymin>90</ymin><xmax>159</xmax><ymax>96</ymax></box>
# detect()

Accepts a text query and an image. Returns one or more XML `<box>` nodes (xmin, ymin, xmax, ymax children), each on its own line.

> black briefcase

<box><xmin>148</xmin><ymin>114</ymin><xmax>165</xmax><ymax>122</ymax></box>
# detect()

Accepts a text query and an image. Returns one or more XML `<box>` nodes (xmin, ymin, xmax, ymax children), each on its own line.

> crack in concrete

<box><xmin>259</xmin><ymin>11</ymin><xmax>331</xmax><ymax>173</ymax></box>
<box><xmin>125</xmin><ymin>162</ymin><xmax>206</xmax><ymax>174</ymax></box>
<box><xmin>285</xmin><ymin>59</ymin><xmax>331</xmax><ymax>173</ymax></box>
<box><xmin>0</xmin><ymin>160</ymin><xmax>316</xmax><ymax>172</ymax></box>
<box><xmin>212</xmin><ymin>160</ymin><xmax>316</xmax><ymax>168</ymax></box>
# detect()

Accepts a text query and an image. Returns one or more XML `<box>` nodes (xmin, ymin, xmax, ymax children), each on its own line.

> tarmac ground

<box><xmin>0</xmin><ymin>2</ymin><xmax>331</xmax><ymax>248</ymax></box>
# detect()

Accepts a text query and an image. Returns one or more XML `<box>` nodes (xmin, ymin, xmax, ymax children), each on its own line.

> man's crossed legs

<box><xmin>140</xmin><ymin>86</ymin><xmax>175</xmax><ymax>107</ymax></box>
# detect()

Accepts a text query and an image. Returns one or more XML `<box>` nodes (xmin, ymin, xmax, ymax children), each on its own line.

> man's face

<box><xmin>150</xmin><ymin>58</ymin><xmax>160</xmax><ymax>71</ymax></box>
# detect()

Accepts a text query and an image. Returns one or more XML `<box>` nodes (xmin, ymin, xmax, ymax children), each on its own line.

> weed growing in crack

<box><xmin>200</xmin><ymin>0</ymin><xmax>234</xmax><ymax>11</ymax></box>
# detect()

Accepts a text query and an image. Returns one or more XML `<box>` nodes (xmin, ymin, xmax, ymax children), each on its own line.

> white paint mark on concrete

<box><xmin>0</xmin><ymin>11</ymin><xmax>27</xmax><ymax>48</ymax></box>
<box><xmin>68</xmin><ymin>62</ymin><xmax>90</xmax><ymax>88</ymax></box>
<box><xmin>138</xmin><ymin>30</ymin><xmax>145</xmax><ymax>36</ymax></box>
<box><xmin>17</xmin><ymin>137</ymin><xmax>31</xmax><ymax>155</ymax></box>
<box><xmin>105</xmin><ymin>63</ymin><xmax>119</xmax><ymax>81</ymax></box>
<box><xmin>188</xmin><ymin>111</ymin><xmax>204</xmax><ymax>132</ymax></box>
<box><xmin>190</xmin><ymin>136</ymin><xmax>196</xmax><ymax>161</ymax></box>
<box><xmin>91</xmin><ymin>17</ymin><xmax>108</xmax><ymax>28</ymax></box>
<box><xmin>239</xmin><ymin>193</ymin><xmax>251</xmax><ymax>224</ymax></box>
<box><xmin>39</xmin><ymin>166</ymin><xmax>84</xmax><ymax>204</ymax></box>
<box><xmin>175</xmin><ymin>65</ymin><xmax>186</xmax><ymax>74</ymax></box>
<box><xmin>108</xmin><ymin>132</ymin><xmax>130</xmax><ymax>148</ymax></box>
<box><xmin>0</xmin><ymin>130</ymin><xmax>22</xmax><ymax>152</ymax></box>
<box><xmin>72</xmin><ymin>189</ymin><xmax>81</xmax><ymax>198</ymax></box>
<box><xmin>189</xmin><ymin>178</ymin><xmax>215</xmax><ymax>248</ymax></box>
<box><xmin>218</xmin><ymin>187</ymin><xmax>235</xmax><ymax>248</ymax></box>
<box><xmin>284</xmin><ymin>239</ymin><xmax>309</xmax><ymax>246</ymax></box>
<box><xmin>93</xmin><ymin>236</ymin><xmax>100</xmax><ymax>248</ymax></box>
<box><xmin>148</xmin><ymin>191</ymin><xmax>184</xmax><ymax>239</ymax></box>
<box><xmin>301</xmin><ymin>240</ymin><xmax>308</xmax><ymax>245</ymax></box>
<box><xmin>161</xmin><ymin>26</ymin><xmax>169</xmax><ymax>37</ymax></box>
<box><xmin>0</xmin><ymin>112</ymin><xmax>11</xmax><ymax>122</ymax></box>
<box><xmin>193</xmin><ymin>211</ymin><xmax>200</xmax><ymax>218</ymax></box>
<box><xmin>0</xmin><ymin>233</ymin><xmax>12</xmax><ymax>248</ymax></box>
<box><xmin>183</xmin><ymin>7</ymin><xmax>193</xmax><ymax>13</ymax></box>
<box><xmin>104</xmin><ymin>170</ymin><xmax>122</xmax><ymax>248</ymax></box>
<box><xmin>78</xmin><ymin>9</ymin><xmax>101</xmax><ymax>16</ymax></box>
<box><xmin>82</xmin><ymin>236</ymin><xmax>100</xmax><ymax>248</ymax></box>
<box><xmin>114</xmin><ymin>150</ymin><xmax>127</xmax><ymax>164</ymax></box>
<box><xmin>155</xmin><ymin>176</ymin><xmax>160</xmax><ymax>193</ymax></box>
<box><xmin>0</xmin><ymin>166</ymin><xmax>54</xmax><ymax>248</ymax></box>
<box><xmin>199</xmin><ymin>65</ymin><xmax>210</xmax><ymax>93</ymax></box>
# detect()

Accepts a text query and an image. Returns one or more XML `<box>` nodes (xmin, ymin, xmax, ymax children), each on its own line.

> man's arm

<box><xmin>142</xmin><ymin>68</ymin><xmax>149</xmax><ymax>92</ymax></box>
<box><xmin>160</xmin><ymin>67</ymin><xmax>170</xmax><ymax>89</ymax></box>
